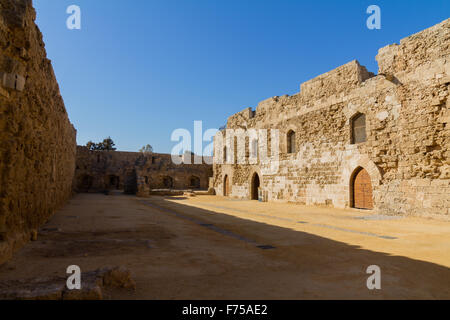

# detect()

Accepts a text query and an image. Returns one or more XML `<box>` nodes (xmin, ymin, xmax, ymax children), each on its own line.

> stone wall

<box><xmin>0</xmin><ymin>0</ymin><xmax>77</xmax><ymax>264</ymax></box>
<box><xmin>74</xmin><ymin>146</ymin><xmax>213</xmax><ymax>196</ymax></box>
<box><xmin>213</xmin><ymin>18</ymin><xmax>450</xmax><ymax>217</ymax></box>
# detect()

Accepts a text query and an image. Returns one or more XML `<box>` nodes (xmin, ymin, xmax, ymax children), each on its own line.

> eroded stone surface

<box><xmin>0</xmin><ymin>266</ymin><xmax>135</xmax><ymax>300</ymax></box>
<box><xmin>0</xmin><ymin>0</ymin><xmax>76</xmax><ymax>264</ymax></box>
<box><xmin>213</xmin><ymin>18</ymin><xmax>450</xmax><ymax>217</ymax></box>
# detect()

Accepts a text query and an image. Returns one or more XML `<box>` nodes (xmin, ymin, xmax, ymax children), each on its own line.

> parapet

<box><xmin>299</xmin><ymin>60</ymin><xmax>374</xmax><ymax>101</ymax></box>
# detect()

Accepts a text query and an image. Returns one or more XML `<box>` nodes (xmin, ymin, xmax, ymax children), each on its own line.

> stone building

<box><xmin>213</xmin><ymin>18</ymin><xmax>450</xmax><ymax>217</ymax></box>
<box><xmin>0</xmin><ymin>0</ymin><xmax>77</xmax><ymax>264</ymax></box>
<box><xmin>74</xmin><ymin>146</ymin><xmax>213</xmax><ymax>196</ymax></box>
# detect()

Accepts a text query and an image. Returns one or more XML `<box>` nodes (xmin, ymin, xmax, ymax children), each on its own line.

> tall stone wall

<box><xmin>0</xmin><ymin>0</ymin><xmax>77</xmax><ymax>264</ymax></box>
<box><xmin>74</xmin><ymin>146</ymin><xmax>213</xmax><ymax>195</ymax></box>
<box><xmin>213</xmin><ymin>18</ymin><xmax>450</xmax><ymax>217</ymax></box>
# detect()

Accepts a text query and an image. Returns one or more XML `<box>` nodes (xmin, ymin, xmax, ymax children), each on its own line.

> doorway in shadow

<box><xmin>251</xmin><ymin>173</ymin><xmax>260</xmax><ymax>200</ymax></box>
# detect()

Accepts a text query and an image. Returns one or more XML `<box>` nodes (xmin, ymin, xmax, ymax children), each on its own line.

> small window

<box><xmin>351</xmin><ymin>113</ymin><xmax>366</xmax><ymax>144</ymax></box>
<box><xmin>223</xmin><ymin>147</ymin><xmax>227</xmax><ymax>164</ymax></box>
<box><xmin>287</xmin><ymin>130</ymin><xmax>296</xmax><ymax>154</ymax></box>
<box><xmin>251</xmin><ymin>139</ymin><xmax>258</xmax><ymax>158</ymax></box>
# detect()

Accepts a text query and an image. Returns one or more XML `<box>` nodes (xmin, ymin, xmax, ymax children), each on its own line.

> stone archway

<box><xmin>250</xmin><ymin>173</ymin><xmax>260</xmax><ymax>200</ymax></box>
<box><xmin>350</xmin><ymin>167</ymin><xmax>374</xmax><ymax>209</ymax></box>
<box><xmin>223</xmin><ymin>175</ymin><xmax>230</xmax><ymax>196</ymax></box>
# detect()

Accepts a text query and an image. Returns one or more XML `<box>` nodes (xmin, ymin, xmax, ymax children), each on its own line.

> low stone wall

<box><xmin>0</xmin><ymin>0</ymin><xmax>77</xmax><ymax>264</ymax></box>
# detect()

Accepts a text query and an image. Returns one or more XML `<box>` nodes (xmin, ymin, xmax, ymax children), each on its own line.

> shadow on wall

<box><xmin>138</xmin><ymin>197</ymin><xmax>450</xmax><ymax>299</ymax></box>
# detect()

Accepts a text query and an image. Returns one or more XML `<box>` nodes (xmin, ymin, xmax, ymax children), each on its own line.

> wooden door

<box><xmin>353</xmin><ymin>168</ymin><xmax>373</xmax><ymax>209</ymax></box>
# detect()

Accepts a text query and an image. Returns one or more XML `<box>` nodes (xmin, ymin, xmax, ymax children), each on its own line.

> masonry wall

<box><xmin>213</xmin><ymin>18</ymin><xmax>450</xmax><ymax>217</ymax></box>
<box><xmin>0</xmin><ymin>0</ymin><xmax>77</xmax><ymax>264</ymax></box>
<box><xmin>74</xmin><ymin>146</ymin><xmax>213</xmax><ymax>196</ymax></box>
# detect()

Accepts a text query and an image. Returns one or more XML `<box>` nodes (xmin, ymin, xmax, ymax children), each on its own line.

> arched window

<box><xmin>287</xmin><ymin>130</ymin><xmax>296</xmax><ymax>154</ymax></box>
<box><xmin>251</xmin><ymin>139</ymin><xmax>258</xmax><ymax>158</ymax></box>
<box><xmin>351</xmin><ymin>113</ymin><xmax>367</xmax><ymax>144</ymax></box>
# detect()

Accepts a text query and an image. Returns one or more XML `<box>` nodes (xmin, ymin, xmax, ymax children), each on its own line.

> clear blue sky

<box><xmin>34</xmin><ymin>0</ymin><xmax>448</xmax><ymax>153</ymax></box>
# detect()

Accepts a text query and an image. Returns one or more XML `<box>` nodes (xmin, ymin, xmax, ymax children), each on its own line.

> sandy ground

<box><xmin>0</xmin><ymin>192</ymin><xmax>449</xmax><ymax>299</ymax></box>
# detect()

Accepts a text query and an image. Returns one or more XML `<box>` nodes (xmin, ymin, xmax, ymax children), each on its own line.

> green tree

<box><xmin>86</xmin><ymin>137</ymin><xmax>117</xmax><ymax>151</ymax></box>
<box><xmin>139</xmin><ymin>144</ymin><xmax>153</xmax><ymax>153</ymax></box>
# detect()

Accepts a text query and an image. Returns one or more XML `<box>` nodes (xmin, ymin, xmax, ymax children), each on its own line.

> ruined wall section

<box><xmin>214</xmin><ymin>18</ymin><xmax>449</xmax><ymax>217</ymax></box>
<box><xmin>74</xmin><ymin>147</ymin><xmax>144</xmax><ymax>192</ymax></box>
<box><xmin>0</xmin><ymin>0</ymin><xmax>77</xmax><ymax>264</ymax></box>
<box><xmin>74</xmin><ymin>147</ymin><xmax>213</xmax><ymax>196</ymax></box>
<box><xmin>372</xmin><ymin>18</ymin><xmax>450</xmax><ymax>216</ymax></box>
<box><xmin>377</xmin><ymin>18</ymin><xmax>450</xmax><ymax>76</ymax></box>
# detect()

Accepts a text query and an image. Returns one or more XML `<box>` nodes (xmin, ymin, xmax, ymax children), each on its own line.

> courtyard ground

<box><xmin>0</xmin><ymin>193</ymin><xmax>449</xmax><ymax>299</ymax></box>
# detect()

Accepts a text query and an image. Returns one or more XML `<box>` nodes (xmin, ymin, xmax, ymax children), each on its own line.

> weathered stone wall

<box><xmin>74</xmin><ymin>146</ymin><xmax>213</xmax><ymax>196</ymax></box>
<box><xmin>0</xmin><ymin>0</ymin><xmax>77</xmax><ymax>264</ymax></box>
<box><xmin>213</xmin><ymin>18</ymin><xmax>450</xmax><ymax>217</ymax></box>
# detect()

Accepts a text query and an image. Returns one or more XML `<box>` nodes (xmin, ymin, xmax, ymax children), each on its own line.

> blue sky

<box><xmin>34</xmin><ymin>0</ymin><xmax>448</xmax><ymax>153</ymax></box>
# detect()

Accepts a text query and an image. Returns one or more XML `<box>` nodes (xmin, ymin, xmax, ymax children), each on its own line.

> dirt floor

<box><xmin>0</xmin><ymin>192</ymin><xmax>449</xmax><ymax>299</ymax></box>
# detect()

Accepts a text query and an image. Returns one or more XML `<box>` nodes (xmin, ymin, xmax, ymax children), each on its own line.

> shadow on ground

<box><xmin>0</xmin><ymin>193</ymin><xmax>448</xmax><ymax>299</ymax></box>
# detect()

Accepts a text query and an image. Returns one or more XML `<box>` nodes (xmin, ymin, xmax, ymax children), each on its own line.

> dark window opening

<box><xmin>108</xmin><ymin>175</ymin><xmax>120</xmax><ymax>189</ymax></box>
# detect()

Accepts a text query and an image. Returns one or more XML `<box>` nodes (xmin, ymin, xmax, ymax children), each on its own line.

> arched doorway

<box><xmin>189</xmin><ymin>176</ymin><xmax>201</xmax><ymax>189</ymax></box>
<box><xmin>223</xmin><ymin>175</ymin><xmax>230</xmax><ymax>196</ymax></box>
<box><xmin>351</xmin><ymin>167</ymin><xmax>373</xmax><ymax>209</ymax></box>
<box><xmin>251</xmin><ymin>173</ymin><xmax>260</xmax><ymax>200</ymax></box>
<box><xmin>79</xmin><ymin>174</ymin><xmax>93</xmax><ymax>192</ymax></box>
<box><xmin>163</xmin><ymin>176</ymin><xmax>173</xmax><ymax>189</ymax></box>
